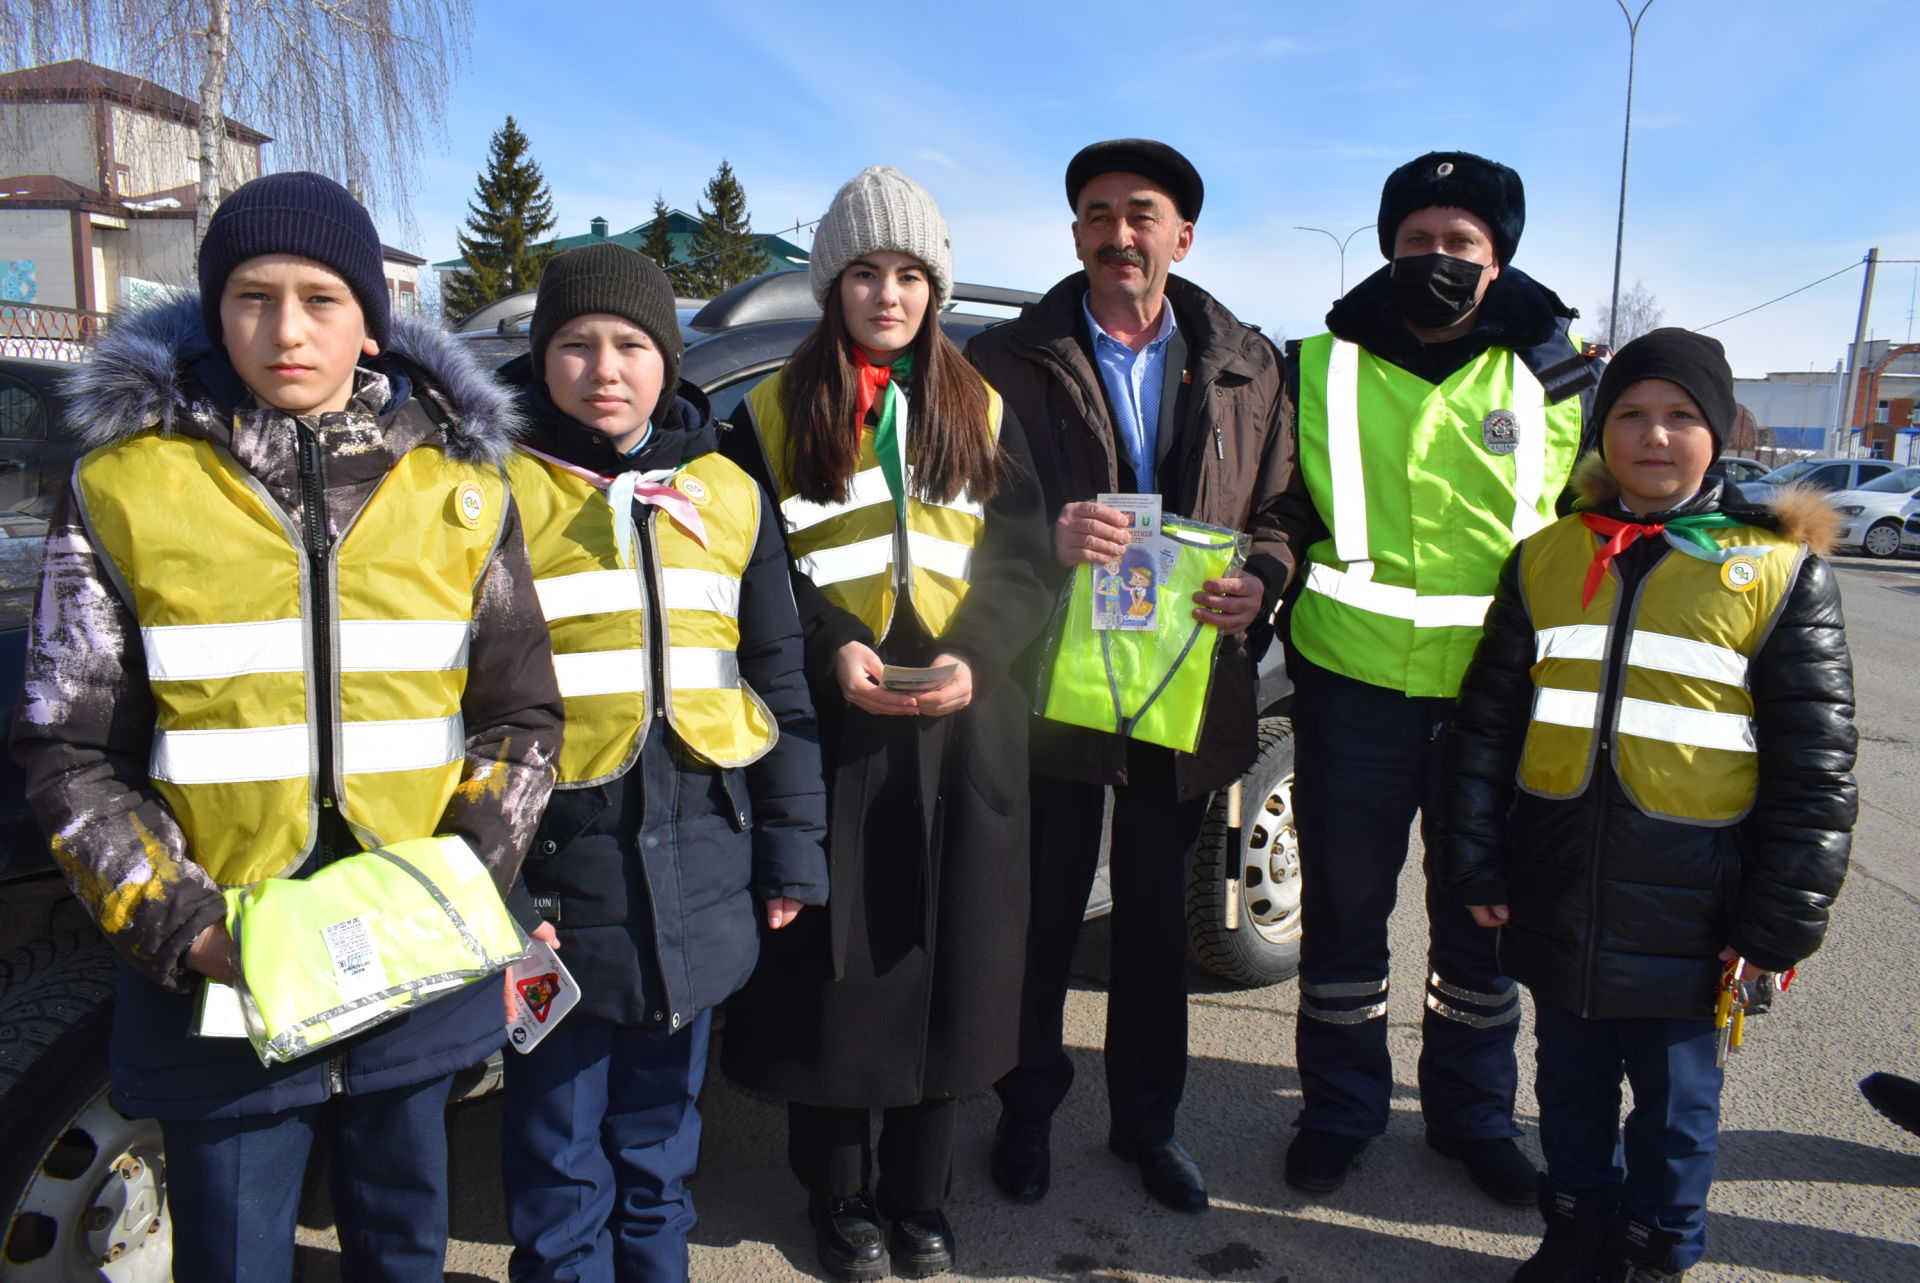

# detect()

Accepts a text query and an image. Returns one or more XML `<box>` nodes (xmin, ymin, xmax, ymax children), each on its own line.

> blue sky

<box><xmin>395</xmin><ymin>0</ymin><xmax>1918</xmax><ymax>378</ymax></box>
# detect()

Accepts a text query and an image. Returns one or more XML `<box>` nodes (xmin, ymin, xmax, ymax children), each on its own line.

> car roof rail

<box><xmin>689</xmin><ymin>270</ymin><xmax>1041</xmax><ymax>332</ymax></box>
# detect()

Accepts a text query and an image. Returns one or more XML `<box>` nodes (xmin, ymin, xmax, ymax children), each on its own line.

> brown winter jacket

<box><xmin>12</xmin><ymin>298</ymin><xmax>563</xmax><ymax>994</ymax></box>
<box><xmin>965</xmin><ymin>272</ymin><xmax>1299</xmax><ymax>799</ymax></box>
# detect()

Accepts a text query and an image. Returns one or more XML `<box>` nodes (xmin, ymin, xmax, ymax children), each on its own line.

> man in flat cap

<box><xmin>1280</xmin><ymin>151</ymin><xmax>1604</xmax><ymax>1203</ymax></box>
<box><xmin>967</xmin><ymin>139</ymin><xmax>1296</xmax><ymax>1214</ymax></box>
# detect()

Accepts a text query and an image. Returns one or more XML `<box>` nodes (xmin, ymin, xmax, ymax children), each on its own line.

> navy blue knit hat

<box><xmin>198</xmin><ymin>171</ymin><xmax>391</xmax><ymax>349</ymax></box>
<box><xmin>1377</xmin><ymin>151</ymin><xmax>1526</xmax><ymax>265</ymax></box>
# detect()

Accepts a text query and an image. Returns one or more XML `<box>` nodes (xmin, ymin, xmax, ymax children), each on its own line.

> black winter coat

<box><xmin>1441</xmin><ymin>469</ymin><xmax>1857</xmax><ymax>1020</ymax></box>
<box><xmin>716</xmin><ymin>376</ymin><xmax>1055</xmax><ymax>1106</ymax></box>
<box><xmin>499</xmin><ymin>361</ymin><xmax>829</xmax><ymax>1030</ymax></box>
<box><xmin>964</xmin><ymin>273</ymin><xmax>1298</xmax><ymax>801</ymax></box>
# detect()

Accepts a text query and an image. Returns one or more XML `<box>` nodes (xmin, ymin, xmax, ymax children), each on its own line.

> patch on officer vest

<box><xmin>1720</xmin><ymin>556</ymin><xmax>1761</xmax><ymax>592</ymax></box>
<box><xmin>454</xmin><ymin>482</ymin><xmax>486</xmax><ymax>529</ymax></box>
<box><xmin>676</xmin><ymin>475</ymin><xmax>710</xmax><ymax>505</ymax></box>
<box><xmin>1482</xmin><ymin>409</ymin><xmax>1519</xmax><ymax>456</ymax></box>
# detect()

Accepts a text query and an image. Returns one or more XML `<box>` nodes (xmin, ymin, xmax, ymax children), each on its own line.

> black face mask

<box><xmin>1390</xmin><ymin>253</ymin><xmax>1487</xmax><ymax>331</ymax></box>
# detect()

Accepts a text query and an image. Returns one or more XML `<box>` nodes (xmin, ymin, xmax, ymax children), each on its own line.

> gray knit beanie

<box><xmin>809</xmin><ymin>167</ymin><xmax>953</xmax><ymax>310</ymax></box>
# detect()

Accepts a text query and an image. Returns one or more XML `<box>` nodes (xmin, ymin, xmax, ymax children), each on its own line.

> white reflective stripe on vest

<box><xmin>1530</xmin><ymin>687</ymin><xmax>1755</xmax><ymax>753</ymax></box>
<box><xmin>1325</xmin><ymin>340</ymin><xmax>1370</xmax><ymax>564</ymax></box>
<box><xmin>1508</xmin><ymin>356</ymin><xmax>1550</xmax><ymax>540</ymax></box>
<box><xmin>144</xmin><ymin>619</ymin><xmax>303</xmax><ymax>681</ymax></box>
<box><xmin>1535</xmin><ymin>625</ymin><xmax>1749</xmax><ymax>688</ymax></box>
<box><xmin>798</xmin><ymin>534</ymin><xmax>892</xmax><ymax>588</ymax></box>
<box><xmin>662</xmin><ymin>568</ymin><xmax>740</xmax><ymax>617</ymax></box>
<box><xmin>553</xmin><ymin>649</ymin><xmax>648</xmax><ymax>698</ymax></box>
<box><xmin>535</xmin><ymin>569</ymin><xmax>644</xmax><ymax>622</ymax></box>
<box><xmin>1304</xmin><ymin>562</ymin><xmax>1492</xmax><ymax>629</ymax></box>
<box><xmin>906</xmin><ymin>529</ymin><xmax>972</xmax><ymax>580</ymax></box>
<box><xmin>668</xmin><ymin>647</ymin><xmax>741</xmax><ymax>689</ymax></box>
<box><xmin>342</xmin><ymin>714</ymin><xmax>467</xmax><ymax>774</ymax></box>
<box><xmin>780</xmin><ymin>467</ymin><xmax>892</xmax><ymax>534</ymax></box>
<box><xmin>337</xmin><ymin>620</ymin><xmax>471</xmax><ymax>672</ymax></box>
<box><xmin>151</xmin><ymin>722</ymin><xmax>310</xmax><ymax>783</ymax></box>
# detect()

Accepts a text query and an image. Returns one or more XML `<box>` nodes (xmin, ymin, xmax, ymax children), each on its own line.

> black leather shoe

<box><xmin>808</xmin><ymin>1190</ymin><xmax>888</xmax><ymax>1282</ymax></box>
<box><xmin>1284</xmin><ymin>1128</ymin><xmax>1370</xmax><ymax>1194</ymax></box>
<box><xmin>989</xmin><ymin>1114</ymin><xmax>1051</xmax><ymax>1204</ymax></box>
<box><xmin>1427</xmin><ymin>1132</ymin><xmax>1538</xmax><ymax>1206</ymax></box>
<box><xmin>887</xmin><ymin>1205</ymin><xmax>956</xmax><ymax>1278</ymax></box>
<box><xmin>1107</xmin><ymin>1128</ymin><xmax>1208</xmax><ymax>1213</ymax></box>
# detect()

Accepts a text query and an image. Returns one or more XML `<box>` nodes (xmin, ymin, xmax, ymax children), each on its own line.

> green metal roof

<box><xmin>433</xmin><ymin>208</ymin><xmax>809</xmax><ymax>271</ymax></box>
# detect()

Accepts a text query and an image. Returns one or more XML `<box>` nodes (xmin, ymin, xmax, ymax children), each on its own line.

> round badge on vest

<box><xmin>1721</xmin><ymin>556</ymin><xmax>1761</xmax><ymax>592</ymax></box>
<box><xmin>677</xmin><ymin>475</ymin><xmax>710</xmax><ymax>505</ymax></box>
<box><xmin>455</xmin><ymin>482</ymin><xmax>486</xmax><ymax>529</ymax></box>
<box><xmin>1482</xmin><ymin>408</ymin><xmax>1520</xmax><ymax>455</ymax></box>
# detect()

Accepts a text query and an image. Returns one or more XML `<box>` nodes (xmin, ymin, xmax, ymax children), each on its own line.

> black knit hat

<box><xmin>1377</xmin><ymin>151</ymin><xmax>1525</xmax><ymax>265</ymax></box>
<box><xmin>1593</xmin><ymin>328</ymin><xmax>1736</xmax><ymax>459</ymax></box>
<box><xmin>198</xmin><ymin>171</ymin><xmax>391</xmax><ymax>349</ymax></box>
<box><xmin>529</xmin><ymin>243</ymin><xmax>683</xmax><ymax>404</ymax></box>
<box><xmin>1065</xmin><ymin>138</ymin><xmax>1204</xmax><ymax>222</ymax></box>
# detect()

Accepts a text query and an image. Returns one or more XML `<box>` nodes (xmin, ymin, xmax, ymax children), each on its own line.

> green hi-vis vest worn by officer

<box><xmin>1517</xmin><ymin>513</ymin><xmax>1803</xmax><ymax>824</ymax></box>
<box><xmin>504</xmin><ymin>448</ymin><xmax>778</xmax><ymax>785</ymax></box>
<box><xmin>1291</xmin><ymin>334</ymin><xmax>1586</xmax><ymax>698</ymax></box>
<box><xmin>746</xmin><ymin>370</ymin><xmax>1004</xmax><ymax>638</ymax></box>
<box><xmin>75</xmin><ymin>435</ymin><xmax>508</xmax><ymax>886</ymax></box>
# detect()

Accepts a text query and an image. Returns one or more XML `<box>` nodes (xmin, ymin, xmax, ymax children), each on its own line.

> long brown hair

<box><xmin>779</xmin><ymin>279</ymin><xmax>1004</xmax><ymax>506</ymax></box>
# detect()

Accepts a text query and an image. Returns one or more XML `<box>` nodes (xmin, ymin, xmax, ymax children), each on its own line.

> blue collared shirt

<box><xmin>1081</xmin><ymin>292</ymin><xmax>1178</xmax><ymax>492</ymax></box>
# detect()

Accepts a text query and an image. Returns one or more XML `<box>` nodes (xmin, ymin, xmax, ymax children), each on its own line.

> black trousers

<box><xmin>995</xmin><ymin>744</ymin><xmax>1209</xmax><ymax>1147</ymax></box>
<box><xmin>787</xmin><ymin>1098</ymin><xmax>956</xmax><ymax>1211</ymax></box>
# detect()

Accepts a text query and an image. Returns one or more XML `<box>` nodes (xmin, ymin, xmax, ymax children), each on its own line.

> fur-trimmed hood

<box><xmin>59</xmin><ymin>293</ymin><xmax>522</xmax><ymax>466</ymax></box>
<box><xmin>1570</xmin><ymin>450</ymin><xmax>1839</xmax><ymax>556</ymax></box>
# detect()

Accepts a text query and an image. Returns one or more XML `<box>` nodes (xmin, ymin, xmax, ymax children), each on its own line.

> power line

<box><xmin>1694</xmin><ymin>261</ymin><xmax>1863</xmax><ymax>332</ymax></box>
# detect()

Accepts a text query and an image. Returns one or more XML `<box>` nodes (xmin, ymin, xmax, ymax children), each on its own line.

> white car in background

<box><xmin>1900</xmin><ymin>497</ymin><xmax>1920</xmax><ymax>555</ymax></box>
<box><xmin>1829</xmin><ymin>465</ymin><xmax>1920</xmax><ymax>558</ymax></box>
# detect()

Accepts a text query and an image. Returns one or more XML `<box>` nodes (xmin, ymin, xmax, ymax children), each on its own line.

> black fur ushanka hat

<box><xmin>1376</xmin><ymin>151</ymin><xmax>1525</xmax><ymax>265</ymax></box>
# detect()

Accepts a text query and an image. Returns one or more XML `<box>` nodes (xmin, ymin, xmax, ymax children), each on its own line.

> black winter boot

<box><xmin>1509</xmin><ymin>1189</ymin><xmax>1613</xmax><ymax>1282</ymax></box>
<box><xmin>1597</xmin><ymin>1215</ymin><xmax>1687</xmax><ymax>1282</ymax></box>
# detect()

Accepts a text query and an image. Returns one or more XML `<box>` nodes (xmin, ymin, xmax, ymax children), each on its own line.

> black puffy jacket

<box><xmin>1441</xmin><ymin>462</ymin><xmax>1857</xmax><ymax>1020</ymax></box>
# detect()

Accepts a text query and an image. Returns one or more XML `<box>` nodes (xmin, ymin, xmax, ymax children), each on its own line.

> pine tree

<box><xmin>637</xmin><ymin>195</ymin><xmax>680</xmax><ymax>287</ymax></box>
<box><xmin>443</xmin><ymin>116</ymin><xmax>557</xmax><ymax>321</ymax></box>
<box><xmin>681</xmin><ymin>160</ymin><xmax>770</xmax><ymax>298</ymax></box>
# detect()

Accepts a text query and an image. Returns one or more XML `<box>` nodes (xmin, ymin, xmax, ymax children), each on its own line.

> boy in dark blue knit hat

<box><xmin>13</xmin><ymin>170</ymin><xmax>563</xmax><ymax>1281</ymax></box>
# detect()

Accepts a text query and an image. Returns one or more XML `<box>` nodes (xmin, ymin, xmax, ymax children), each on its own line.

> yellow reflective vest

<box><xmin>1517</xmin><ymin>514</ymin><xmax>1803</xmax><ymax>824</ymax></box>
<box><xmin>75</xmin><ymin>434</ymin><xmax>506</xmax><ymax>886</ymax></box>
<box><xmin>746</xmin><ymin>370</ymin><xmax>1002</xmax><ymax>639</ymax></box>
<box><xmin>504</xmin><ymin>448</ymin><xmax>776</xmax><ymax>785</ymax></box>
<box><xmin>1292</xmin><ymin>335</ymin><xmax>1586</xmax><ymax>697</ymax></box>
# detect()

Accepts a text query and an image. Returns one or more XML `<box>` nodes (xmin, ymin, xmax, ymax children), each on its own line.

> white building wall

<box><xmin>0</xmin><ymin>103</ymin><xmax>97</xmax><ymax>187</ymax></box>
<box><xmin>0</xmin><ymin>209</ymin><xmax>77</xmax><ymax>308</ymax></box>
<box><xmin>109</xmin><ymin>105</ymin><xmax>260</xmax><ymax>198</ymax></box>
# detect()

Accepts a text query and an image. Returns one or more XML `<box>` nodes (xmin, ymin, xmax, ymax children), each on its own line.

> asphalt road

<box><xmin>293</xmin><ymin>556</ymin><xmax>1920</xmax><ymax>1283</ymax></box>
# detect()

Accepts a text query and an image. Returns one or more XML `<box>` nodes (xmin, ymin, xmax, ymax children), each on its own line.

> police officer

<box><xmin>1281</xmin><ymin>151</ymin><xmax>1603</xmax><ymax>1203</ymax></box>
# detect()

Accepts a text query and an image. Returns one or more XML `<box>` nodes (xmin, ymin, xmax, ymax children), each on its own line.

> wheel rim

<box><xmin>1237</xmin><ymin>761</ymin><xmax>1302</xmax><ymax>946</ymax></box>
<box><xmin>3</xmin><ymin>1087</ymin><xmax>171</xmax><ymax>1282</ymax></box>
<box><xmin>1865</xmin><ymin>522</ymin><xmax>1901</xmax><ymax>557</ymax></box>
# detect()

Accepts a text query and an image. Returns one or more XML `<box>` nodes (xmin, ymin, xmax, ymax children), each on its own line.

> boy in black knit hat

<box><xmin>13</xmin><ymin>170</ymin><xmax>562</xmax><ymax>1281</ymax></box>
<box><xmin>493</xmin><ymin>242</ymin><xmax>828</xmax><ymax>1281</ymax></box>
<box><xmin>1440</xmin><ymin>328</ymin><xmax>1858</xmax><ymax>1281</ymax></box>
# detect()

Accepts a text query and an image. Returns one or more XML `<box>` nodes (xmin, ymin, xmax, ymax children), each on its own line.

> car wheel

<box><xmin>1862</xmin><ymin>519</ymin><xmax>1903</xmax><ymax>559</ymax></box>
<box><xmin>1188</xmin><ymin>716</ymin><xmax>1301</xmax><ymax>987</ymax></box>
<box><xmin>0</xmin><ymin>930</ymin><xmax>174</xmax><ymax>1281</ymax></box>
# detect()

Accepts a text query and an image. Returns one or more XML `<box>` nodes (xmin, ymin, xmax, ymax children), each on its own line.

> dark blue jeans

<box><xmin>1534</xmin><ymin>1000</ymin><xmax>1725</xmax><ymax>1269</ymax></box>
<box><xmin>499</xmin><ymin>1010</ymin><xmax>712</xmax><ymax>1283</ymax></box>
<box><xmin>161</xmin><ymin>1073</ymin><xmax>455</xmax><ymax>1282</ymax></box>
<box><xmin>1290</xmin><ymin>652</ymin><xmax>1521</xmax><ymax>1139</ymax></box>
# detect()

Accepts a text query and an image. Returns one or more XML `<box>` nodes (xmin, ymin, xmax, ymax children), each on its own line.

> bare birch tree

<box><xmin>0</xmin><ymin>0</ymin><xmax>470</xmax><ymax>238</ymax></box>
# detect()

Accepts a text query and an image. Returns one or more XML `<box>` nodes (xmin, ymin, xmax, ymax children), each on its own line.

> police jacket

<box><xmin>1441</xmin><ymin>459</ymin><xmax>1857</xmax><ymax>1020</ymax></box>
<box><xmin>13</xmin><ymin>297</ymin><xmax>563</xmax><ymax>1117</ymax></box>
<box><xmin>965</xmin><ymin>272</ymin><xmax>1298</xmax><ymax>800</ymax></box>
<box><xmin>499</xmin><ymin>360</ymin><xmax>829</xmax><ymax>1030</ymax></box>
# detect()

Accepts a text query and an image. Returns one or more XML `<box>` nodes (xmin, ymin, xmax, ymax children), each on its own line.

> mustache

<box><xmin>1097</xmin><ymin>246</ymin><xmax>1147</xmax><ymax>269</ymax></box>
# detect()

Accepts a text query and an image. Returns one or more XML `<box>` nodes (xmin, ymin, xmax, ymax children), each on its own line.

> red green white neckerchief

<box><xmin>853</xmin><ymin>347</ymin><xmax>915</xmax><ymax>519</ymax></box>
<box><xmin>517</xmin><ymin>445</ymin><xmax>707</xmax><ymax>565</ymax></box>
<box><xmin>1577</xmin><ymin>509</ymin><xmax>1771</xmax><ymax>609</ymax></box>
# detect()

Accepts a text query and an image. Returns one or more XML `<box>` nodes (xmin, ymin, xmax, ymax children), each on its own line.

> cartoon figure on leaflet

<box><xmin>1095</xmin><ymin>561</ymin><xmax>1125</xmax><ymax>621</ymax></box>
<box><xmin>1119</xmin><ymin>548</ymin><xmax>1158</xmax><ymax>630</ymax></box>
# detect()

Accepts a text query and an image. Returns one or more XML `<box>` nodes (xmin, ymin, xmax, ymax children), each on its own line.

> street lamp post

<box><xmin>1296</xmin><ymin>223</ymin><xmax>1376</xmax><ymax>298</ymax></box>
<box><xmin>1607</xmin><ymin>0</ymin><xmax>1658</xmax><ymax>349</ymax></box>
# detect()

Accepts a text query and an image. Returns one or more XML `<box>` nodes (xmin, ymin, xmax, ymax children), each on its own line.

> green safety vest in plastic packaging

<box><xmin>1035</xmin><ymin>516</ymin><xmax>1245</xmax><ymax>753</ymax></box>
<box><xmin>223</xmin><ymin>835</ymin><xmax>528</xmax><ymax>1066</ymax></box>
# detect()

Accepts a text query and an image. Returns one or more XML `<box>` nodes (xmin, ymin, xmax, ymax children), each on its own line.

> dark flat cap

<box><xmin>1065</xmin><ymin>139</ymin><xmax>1204</xmax><ymax>222</ymax></box>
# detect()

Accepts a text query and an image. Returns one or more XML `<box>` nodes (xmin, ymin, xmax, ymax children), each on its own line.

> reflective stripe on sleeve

<box><xmin>337</xmin><ymin>620</ymin><xmax>471</xmax><ymax>672</ymax></box>
<box><xmin>779</xmin><ymin>468</ymin><xmax>892</xmax><ymax>534</ymax></box>
<box><xmin>143</xmin><ymin>619</ymin><xmax>303</xmax><ymax>681</ymax></box>
<box><xmin>662</xmin><ymin>568</ymin><xmax>741</xmax><ymax>617</ymax></box>
<box><xmin>535</xmin><ymin>570</ymin><xmax>645</xmax><ymax>622</ymax></box>
<box><xmin>1304</xmin><ymin>562</ymin><xmax>1492</xmax><ymax>629</ymax></box>
<box><xmin>553</xmin><ymin>649</ymin><xmax>649</xmax><ymax>698</ymax></box>
<box><xmin>1509</xmin><ymin>355</ymin><xmax>1549</xmax><ymax>540</ymax></box>
<box><xmin>797</xmin><ymin>534</ymin><xmax>893</xmax><ymax>588</ymax></box>
<box><xmin>151</xmin><ymin>722</ymin><xmax>310</xmax><ymax>784</ymax></box>
<box><xmin>341</xmin><ymin>714</ymin><xmax>466</xmax><ymax>774</ymax></box>
<box><xmin>1325</xmin><ymin>340</ymin><xmax>1370</xmax><ymax>564</ymax></box>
